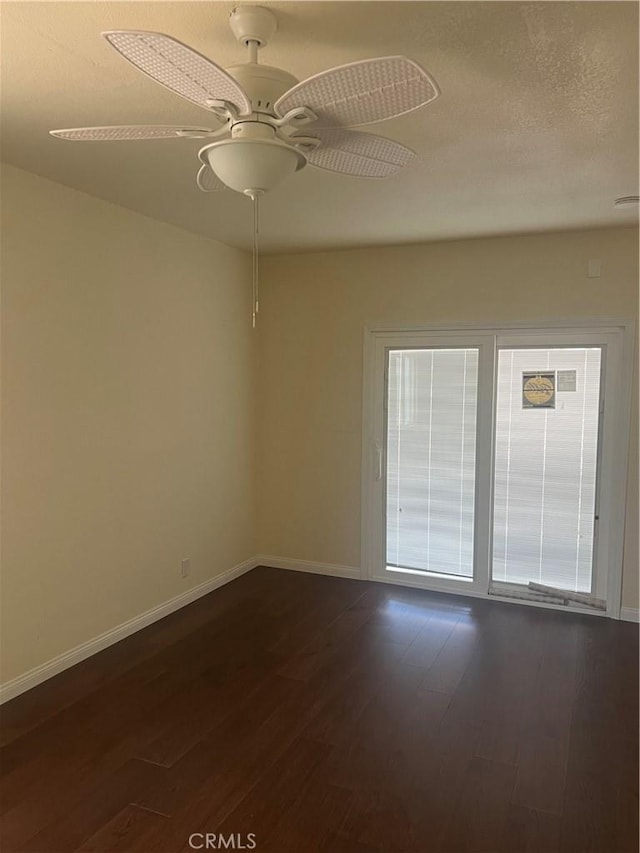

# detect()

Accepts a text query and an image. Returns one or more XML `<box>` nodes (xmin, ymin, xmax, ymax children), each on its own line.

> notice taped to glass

<box><xmin>522</xmin><ymin>371</ymin><xmax>555</xmax><ymax>409</ymax></box>
<box><xmin>557</xmin><ymin>369</ymin><xmax>577</xmax><ymax>392</ymax></box>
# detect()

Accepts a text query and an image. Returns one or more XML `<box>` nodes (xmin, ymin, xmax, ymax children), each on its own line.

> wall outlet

<box><xmin>181</xmin><ymin>558</ymin><xmax>191</xmax><ymax>578</ymax></box>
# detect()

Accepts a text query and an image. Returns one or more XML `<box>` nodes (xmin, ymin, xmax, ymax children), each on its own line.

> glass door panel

<box><xmin>386</xmin><ymin>348</ymin><xmax>479</xmax><ymax>579</ymax></box>
<box><xmin>491</xmin><ymin>347</ymin><xmax>602</xmax><ymax>593</ymax></box>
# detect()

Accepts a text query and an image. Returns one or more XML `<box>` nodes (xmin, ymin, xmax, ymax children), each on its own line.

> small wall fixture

<box><xmin>614</xmin><ymin>196</ymin><xmax>640</xmax><ymax>207</ymax></box>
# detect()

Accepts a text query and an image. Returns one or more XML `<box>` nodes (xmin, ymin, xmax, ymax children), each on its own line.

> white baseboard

<box><xmin>620</xmin><ymin>607</ymin><xmax>640</xmax><ymax>623</ymax></box>
<box><xmin>257</xmin><ymin>555</ymin><xmax>362</xmax><ymax>581</ymax></box>
<box><xmin>4</xmin><ymin>554</ymin><xmax>632</xmax><ymax>705</ymax></box>
<box><xmin>0</xmin><ymin>557</ymin><xmax>258</xmax><ymax>705</ymax></box>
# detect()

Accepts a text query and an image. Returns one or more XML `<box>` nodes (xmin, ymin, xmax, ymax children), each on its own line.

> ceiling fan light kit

<box><xmin>200</xmin><ymin>122</ymin><xmax>307</xmax><ymax>196</ymax></box>
<box><xmin>50</xmin><ymin>4</ymin><xmax>442</xmax><ymax>323</ymax></box>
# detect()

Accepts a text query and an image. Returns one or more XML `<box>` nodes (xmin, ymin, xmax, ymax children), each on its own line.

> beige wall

<box><xmin>1</xmin><ymin>164</ymin><xmax>255</xmax><ymax>683</ymax></box>
<box><xmin>256</xmin><ymin>228</ymin><xmax>639</xmax><ymax>608</ymax></box>
<box><xmin>2</xmin><ymin>168</ymin><xmax>637</xmax><ymax>690</ymax></box>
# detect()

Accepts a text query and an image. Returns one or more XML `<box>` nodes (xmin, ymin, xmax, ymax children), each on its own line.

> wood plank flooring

<box><xmin>1</xmin><ymin>567</ymin><xmax>638</xmax><ymax>852</ymax></box>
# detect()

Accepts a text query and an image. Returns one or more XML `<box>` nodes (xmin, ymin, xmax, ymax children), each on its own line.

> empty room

<box><xmin>1</xmin><ymin>1</ymin><xmax>638</xmax><ymax>851</ymax></box>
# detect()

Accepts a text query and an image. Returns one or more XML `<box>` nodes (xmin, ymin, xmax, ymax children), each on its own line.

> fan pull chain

<box><xmin>251</xmin><ymin>192</ymin><xmax>260</xmax><ymax>328</ymax></box>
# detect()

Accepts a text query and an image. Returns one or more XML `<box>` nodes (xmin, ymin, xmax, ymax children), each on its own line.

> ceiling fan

<box><xmin>50</xmin><ymin>5</ymin><xmax>440</xmax><ymax>324</ymax></box>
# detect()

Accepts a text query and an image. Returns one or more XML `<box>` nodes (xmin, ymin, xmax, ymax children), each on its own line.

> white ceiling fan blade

<box><xmin>196</xmin><ymin>164</ymin><xmax>226</xmax><ymax>192</ymax></box>
<box><xmin>102</xmin><ymin>30</ymin><xmax>252</xmax><ymax>115</ymax></box>
<box><xmin>275</xmin><ymin>56</ymin><xmax>439</xmax><ymax>128</ymax></box>
<box><xmin>50</xmin><ymin>125</ymin><xmax>217</xmax><ymax>141</ymax></box>
<box><xmin>305</xmin><ymin>129</ymin><xmax>415</xmax><ymax>178</ymax></box>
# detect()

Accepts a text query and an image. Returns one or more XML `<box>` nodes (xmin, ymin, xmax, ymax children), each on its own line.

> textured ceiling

<box><xmin>1</xmin><ymin>1</ymin><xmax>638</xmax><ymax>252</ymax></box>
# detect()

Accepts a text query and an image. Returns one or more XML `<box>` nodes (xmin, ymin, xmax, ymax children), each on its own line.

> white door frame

<box><xmin>361</xmin><ymin>319</ymin><xmax>635</xmax><ymax>619</ymax></box>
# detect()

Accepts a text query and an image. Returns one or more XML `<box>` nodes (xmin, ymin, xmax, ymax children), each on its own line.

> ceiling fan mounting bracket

<box><xmin>287</xmin><ymin>135</ymin><xmax>322</xmax><ymax>153</ymax></box>
<box><xmin>271</xmin><ymin>106</ymin><xmax>318</xmax><ymax>128</ymax></box>
<box><xmin>205</xmin><ymin>99</ymin><xmax>239</xmax><ymax>122</ymax></box>
<box><xmin>229</xmin><ymin>5</ymin><xmax>277</xmax><ymax>49</ymax></box>
<box><xmin>176</xmin><ymin>127</ymin><xmax>226</xmax><ymax>139</ymax></box>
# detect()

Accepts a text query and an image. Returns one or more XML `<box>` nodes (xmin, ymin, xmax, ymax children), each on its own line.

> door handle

<box><xmin>375</xmin><ymin>441</ymin><xmax>383</xmax><ymax>481</ymax></box>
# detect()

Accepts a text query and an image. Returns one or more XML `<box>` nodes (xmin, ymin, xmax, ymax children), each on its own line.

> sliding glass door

<box><xmin>363</xmin><ymin>326</ymin><xmax>630</xmax><ymax>616</ymax></box>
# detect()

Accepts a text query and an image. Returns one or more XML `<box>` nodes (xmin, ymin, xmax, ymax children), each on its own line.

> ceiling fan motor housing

<box><xmin>225</xmin><ymin>63</ymin><xmax>298</xmax><ymax>115</ymax></box>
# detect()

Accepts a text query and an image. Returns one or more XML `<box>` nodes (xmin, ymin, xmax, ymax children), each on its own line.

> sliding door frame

<box><xmin>361</xmin><ymin>319</ymin><xmax>635</xmax><ymax>619</ymax></box>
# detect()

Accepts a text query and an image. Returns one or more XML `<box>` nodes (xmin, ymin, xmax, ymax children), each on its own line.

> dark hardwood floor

<box><xmin>1</xmin><ymin>566</ymin><xmax>638</xmax><ymax>852</ymax></box>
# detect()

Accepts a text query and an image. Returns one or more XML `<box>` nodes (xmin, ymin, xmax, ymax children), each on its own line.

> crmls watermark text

<box><xmin>188</xmin><ymin>833</ymin><xmax>257</xmax><ymax>850</ymax></box>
